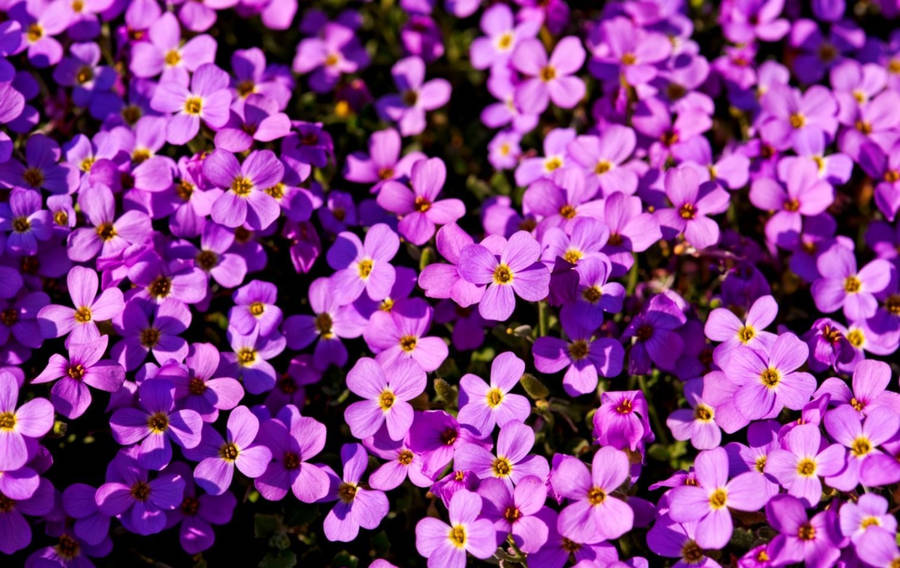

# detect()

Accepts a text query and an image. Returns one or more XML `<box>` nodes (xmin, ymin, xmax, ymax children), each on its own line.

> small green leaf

<box><xmin>520</xmin><ymin>373</ymin><xmax>549</xmax><ymax>400</ymax></box>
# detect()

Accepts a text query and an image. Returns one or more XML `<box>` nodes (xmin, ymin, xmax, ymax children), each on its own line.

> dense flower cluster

<box><xmin>0</xmin><ymin>0</ymin><xmax>899</xmax><ymax>566</ymax></box>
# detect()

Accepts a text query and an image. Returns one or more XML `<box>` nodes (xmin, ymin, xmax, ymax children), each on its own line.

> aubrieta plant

<box><xmin>0</xmin><ymin>0</ymin><xmax>899</xmax><ymax>566</ymax></box>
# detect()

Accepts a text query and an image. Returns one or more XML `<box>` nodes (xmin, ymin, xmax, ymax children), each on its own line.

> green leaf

<box><xmin>259</xmin><ymin>550</ymin><xmax>297</xmax><ymax>568</ymax></box>
<box><xmin>254</xmin><ymin>514</ymin><xmax>281</xmax><ymax>539</ymax></box>
<box><xmin>520</xmin><ymin>373</ymin><xmax>549</xmax><ymax>400</ymax></box>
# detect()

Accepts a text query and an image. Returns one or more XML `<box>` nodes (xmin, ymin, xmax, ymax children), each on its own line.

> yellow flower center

<box><xmin>183</xmin><ymin>96</ymin><xmax>203</xmax><ymax>115</ymax></box>
<box><xmin>796</xmin><ymin>458</ymin><xmax>817</xmax><ymax>477</ymax></box>
<box><xmin>378</xmin><ymin>389</ymin><xmax>395</xmax><ymax>411</ymax></box>
<box><xmin>448</xmin><ymin>524</ymin><xmax>467</xmax><ymax>548</ymax></box>
<box><xmin>492</xmin><ymin>457</ymin><xmax>512</xmax><ymax>477</ymax></box>
<box><xmin>694</xmin><ymin>404</ymin><xmax>714</xmax><ymax>422</ymax></box>
<box><xmin>789</xmin><ymin>113</ymin><xmax>806</xmax><ymax>129</ymax></box>
<box><xmin>147</xmin><ymin>412</ymin><xmax>169</xmax><ymax>434</ymax></box>
<box><xmin>851</xmin><ymin>436</ymin><xmax>872</xmax><ymax>457</ymax></box>
<box><xmin>219</xmin><ymin>442</ymin><xmax>239</xmax><ymax>461</ymax></box>
<box><xmin>399</xmin><ymin>335</ymin><xmax>417</xmax><ymax>352</ymax></box>
<box><xmin>760</xmin><ymin>367</ymin><xmax>780</xmax><ymax>388</ymax></box>
<box><xmin>357</xmin><ymin>259</ymin><xmax>373</xmax><ymax>279</ymax></box>
<box><xmin>165</xmin><ymin>49</ymin><xmax>181</xmax><ymax>66</ymax></box>
<box><xmin>237</xmin><ymin>347</ymin><xmax>257</xmax><ymax>366</ymax></box>
<box><xmin>708</xmin><ymin>488</ymin><xmax>727</xmax><ymax>509</ymax></box>
<box><xmin>540</xmin><ymin>65</ymin><xmax>557</xmax><ymax>82</ymax></box>
<box><xmin>493</xmin><ymin>263</ymin><xmax>514</xmax><ymax>285</ymax></box>
<box><xmin>737</xmin><ymin>325</ymin><xmax>755</xmax><ymax>343</ymax></box>
<box><xmin>231</xmin><ymin>176</ymin><xmax>253</xmax><ymax>197</ymax></box>
<box><xmin>0</xmin><ymin>411</ymin><xmax>17</xmax><ymax>431</ymax></box>
<box><xmin>587</xmin><ymin>487</ymin><xmax>606</xmax><ymax>505</ymax></box>
<box><xmin>486</xmin><ymin>388</ymin><xmax>504</xmax><ymax>408</ymax></box>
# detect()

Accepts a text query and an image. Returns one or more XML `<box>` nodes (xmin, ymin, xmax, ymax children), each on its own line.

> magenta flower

<box><xmin>567</xmin><ymin>125</ymin><xmax>638</xmax><ymax>196</ymax></box>
<box><xmin>326</xmin><ymin>223</ymin><xmax>399</xmax><ymax>303</ymax></box>
<box><xmin>765</xmin><ymin>495</ymin><xmax>841</xmax><ymax>568</ymax></box>
<box><xmin>721</xmin><ymin>332</ymin><xmax>816</xmax><ymax>420</ymax></box>
<box><xmin>811</xmin><ymin>245</ymin><xmax>892</xmax><ymax>321</ymax></box>
<box><xmin>150</xmin><ymin>63</ymin><xmax>232</xmax><ymax>145</ymax></box>
<box><xmin>458</xmin><ymin>231</ymin><xmax>550</xmax><ymax>321</ymax></box>
<box><xmin>255</xmin><ymin>404</ymin><xmax>330</xmax><ymax>503</ymax></box>
<box><xmin>94</xmin><ymin>451</ymin><xmax>185</xmax><ymax>536</ymax></box>
<box><xmin>222</xmin><ymin>328</ymin><xmax>285</xmax><ymax>395</ymax></box>
<box><xmin>454</xmin><ymin>421</ymin><xmax>549</xmax><ymax>490</ymax></box>
<box><xmin>109</xmin><ymin>379</ymin><xmax>203</xmax><ymax>470</ymax></box>
<box><xmin>511</xmin><ymin>36</ymin><xmax>586</xmax><ymax>113</ymax></box>
<box><xmin>759</xmin><ymin>84</ymin><xmax>838</xmax><ymax>151</ymax></box>
<box><xmin>667</xmin><ymin>447</ymin><xmax>768</xmax><ymax>548</ymax></box>
<box><xmin>229</xmin><ymin>280</ymin><xmax>283</xmax><ymax>338</ymax></box>
<box><xmin>203</xmin><ymin>149</ymin><xmax>284</xmax><ymax>231</ymax></box>
<box><xmin>324</xmin><ymin>443</ymin><xmax>389</xmax><ymax>542</ymax></box>
<box><xmin>657</xmin><ymin>165</ymin><xmax>730</xmax><ymax>250</ymax></box>
<box><xmin>376</xmin><ymin>56</ymin><xmax>450</xmax><ymax>136</ymax></box>
<box><xmin>377</xmin><ymin>157</ymin><xmax>464</xmax><ymax>246</ymax></box>
<box><xmin>344</xmin><ymin>357</ymin><xmax>426</xmax><ymax>441</ymax></box>
<box><xmin>593</xmin><ymin>390</ymin><xmax>653</xmax><ymax>451</ymax></box>
<box><xmin>0</xmin><ymin>370</ymin><xmax>53</xmax><ymax>472</ymax></box>
<box><xmin>765</xmin><ymin>423</ymin><xmax>846</xmax><ymax>506</ymax></box>
<box><xmin>550</xmin><ymin>447</ymin><xmax>633</xmax><ymax>544</ymax></box>
<box><xmin>32</xmin><ymin>335</ymin><xmax>125</xmax><ymax>419</ymax></box>
<box><xmin>36</xmin><ymin>265</ymin><xmax>123</xmax><ymax>344</ymax></box>
<box><xmin>415</xmin><ymin>489</ymin><xmax>497</xmax><ymax>568</ymax></box>
<box><xmin>457</xmin><ymin>351</ymin><xmax>530</xmax><ymax>437</ymax></box>
<box><xmin>366</xmin><ymin>431</ymin><xmax>433</xmax><ymax>491</ymax></box>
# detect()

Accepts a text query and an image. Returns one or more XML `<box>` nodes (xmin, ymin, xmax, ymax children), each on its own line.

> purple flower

<box><xmin>327</xmin><ymin>223</ymin><xmax>399</xmax><ymax>303</ymax></box>
<box><xmin>458</xmin><ymin>231</ymin><xmax>550</xmax><ymax>321</ymax></box>
<box><xmin>823</xmin><ymin>405</ymin><xmax>900</xmax><ymax>491</ymax></box>
<box><xmin>750</xmin><ymin>158</ymin><xmax>835</xmax><ymax>248</ymax></box>
<box><xmin>721</xmin><ymin>332</ymin><xmax>816</xmax><ymax>420</ymax></box>
<box><xmin>0</xmin><ymin>370</ymin><xmax>53</xmax><ymax>472</ymax></box>
<box><xmin>67</xmin><ymin>183</ymin><xmax>152</xmax><ymax>262</ymax></box>
<box><xmin>61</xmin><ymin>482</ymin><xmax>110</xmax><ymax>546</ymax></box>
<box><xmin>229</xmin><ymin>280</ymin><xmax>283</xmax><ymax>338</ymax></box>
<box><xmin>418</xmin><ymin>223</ymin><xmax>485</xmax><ymax>307</ymax></box>
<box><xmin>95</xmin><ymin>450</ymin><xmax>185</xmax><ymax>535</ymax></box>
<box><xmin>377</xmin><ymin>157</ymin><xmax>464</xmax><ymax>246</ymax></box>
<box><xmin>722</xmin><ymin>0</ymin><xmax>790</xmax><ymax>43</ymax></box>
<box><xmin>0</xmin><ymin>477</ymin><xmax>54</xmax><ymax>554</ymax></box>
<box><xmin>32</xmin><ymin>335</ymin><xmax>124</xmax><ymax>419</ymax></box>
<box><xmin>550</xmin><ymin>447</ymin><xmax>633</xmax><ymax>544</ymax></box>
<box><xmin>170</xmin><ymin>343</ymin><xmax>244</xmax><ymax>423</ymax></box>
<box><xmin>667</xmin><ymin>447</ymin><xmax>768</xmax><ymax>548</ymax></box>
<box><xmin>111</xmin><ymin>298</ymin><xmax>191</xmax><ymax>371</ymax></box>
<box><xmin>415</xmin><ymin>489</ymin><xmax>497</xmax><ymax>568</ymax></box>
<box><xmin>185</xmin><ymin>406</ymin><xmax>272</xmax><ymax>495</ymax></box>
<box><xmin>366</xmin><ymin>431</ymin><xmax>433</xmax><ymax>491</ymax></box>
<box><xmin>533</xmin><ymin>306</ymin><xmax>624</xmax><ymax>396</ymax></box>
<box><xmin>255</xmin><ymin>404</ymin><xmax>330</xmax><ymax>503</ymax></box>
<box><xmin>623</xmin><ymin>294</ymin><xmax>686</xmax><ymax>374</ymax></box>
<box><xmin>363</xmin><ymin>299</ymin><xmax>449</xmax><ymax>372</ymax></box>
<box><xmin>222</xmin><ymin>328</ymin><xmax>285</xmax><ymax>395</ymax></box>
<box><xmin>478</xmin><ymin>475</ymin><xmax>548</xmax><ymax>553</ymax></box>
<box><xmin>150</xmin><ymin>63</ymin><xmax>232</xmax><ymax>145</ymax></box>
<box><xmin>457</xmin><ymin>351</ymin><xmax>530</xmax><ymax>437</ymax></box>
<box><xmin>203</xmin><ymin>149</ymin><xmax>284</xmax><ymax>231</ymax></box>
<box><xmin>511</xmin><ymin>36</ymin><xmax>586</xmax><ymax>113</ymax></box>
<box><xmin>130</xmin><ymin>12</ymin><xmax>216</xmax><ymax>81</ymax></box>
<box><xmin>765</xmin><ymin>423</ymin><xmax>846</xmax><ymax>506</ymax></box>
<box><xmin>765</xmin><ymin>495</ymin><xmax>841</xmax><ymax>568</ymax></box>
<box><xmin>323</xmin><ymin>443</ymin><xmax>389</xmax><ymax>542</ymax></box>
<box><xmin>344</xmin><ymin>128</ymin><xmax>424</xmax><ymax>193</ymax></box>
<box><xmin>815</xmin><ymin>359</ymin><xmax>900</xmax><ymax>417</ymax></box>
<box><xmin>109</xmin><ymin>379</ymin><xmax>203</xmax><ymax>470</ymax></box>
<box><xmin>36</xmin><ymin>265</ymin><xmax>123</xmax><ymax>344</ymax></box>
<box><xmin>469</xmin><ymin>3</ymin><xmax>539</xmax><ymax>71</ymax></box>
<box><xmin>593</xmin><ymin>390</ymin><xmax>653</xmax><ymax>451</ymax></box>
<box><xmin>704</xmin><ymin>294</ymin><xmax>778</xmax><ymax>354</ymax></box>
<box><xmin>293</xmin><ymin>23</ymin><xmax>369</xmax><ymax>93</ymax></box>
<box><xmin>657</xmin><ymin>165</ymin><xmax>730</xmax><ymax>250</ymax></box>
<box><xmin>0</xmin><ymin>188</ymin><xmax>51</xmax><ymax>256</ymax></box>
<box><xmin>587</xmin><ymin>17</ymin><xmax>672</xmax><ymax>86</ymax></box>
<box><xmin>164</xmin><ymin>462</ymin><xmax>237</xmax><ymax>554</ymax></box>
<box><xmin>759</xmin><ymin>84</ymin><xmax>838</xmax><ymax>151</ymax></box>
<box><xmin>811</xmin><ymin>244</ymin><xmax>893</xmax><ymax>321</ymax></box>
<box><xmin>454</xmin><ymin>421</ymin><xmax>549</xmax><ymax>490</ymax></box>
<box><xmin>376</xmin><ymin>56</ymin><xmax>450</xmax><ymax>136</ymax></box>
<box><xmin>839</xmin><ymin>493</ymin><xmax>896</xmax><ymax>545</ymax></box>
<box><xmin>344</xmin><ymin>357</ymin><xmax>425</xmax><ymax>441</ymax></box>
<box><xmin>666</xmin><ymin>378</ymin><xmax>724</xmax><ymax>450</ymax></box>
